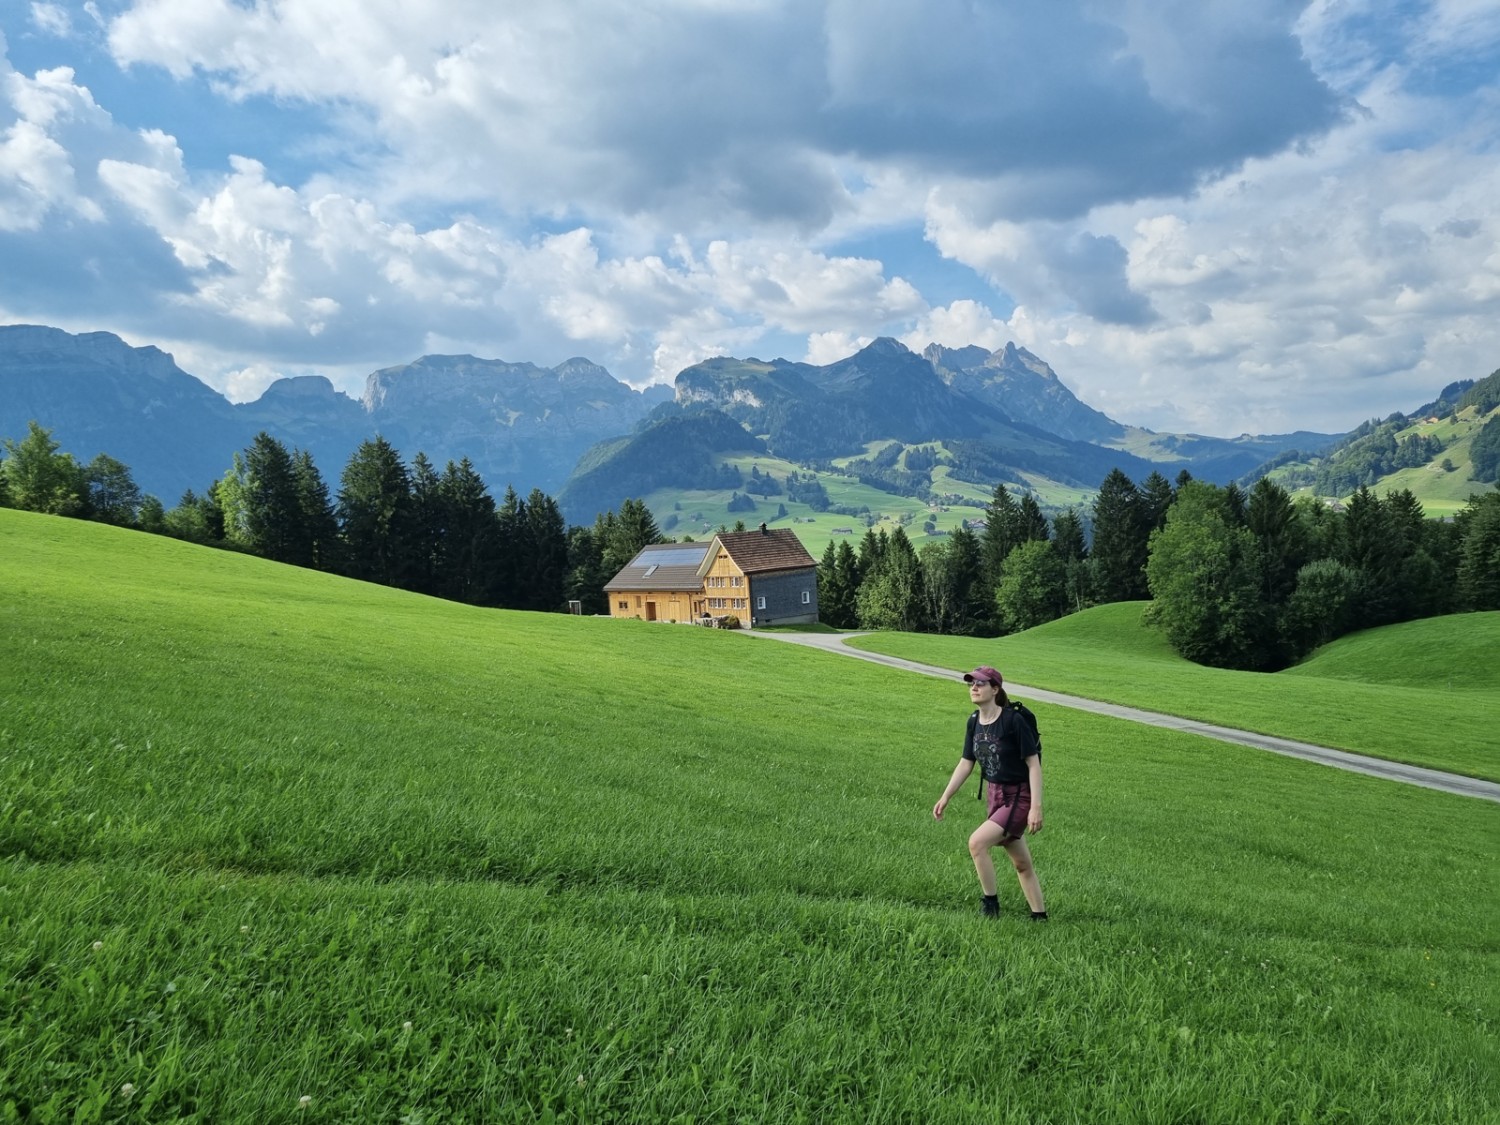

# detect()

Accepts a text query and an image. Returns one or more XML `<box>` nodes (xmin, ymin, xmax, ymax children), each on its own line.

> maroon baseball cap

<box><xmin>963</xmin><ymin>666</ymin><xmax>1003</xmax><ymax>688</ymax></box>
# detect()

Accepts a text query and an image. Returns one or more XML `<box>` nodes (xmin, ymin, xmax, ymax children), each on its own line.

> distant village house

<box><xmin>604</xmin><ymin>525</ymin><xmax>819</xmax><ymax>627</ymax></box>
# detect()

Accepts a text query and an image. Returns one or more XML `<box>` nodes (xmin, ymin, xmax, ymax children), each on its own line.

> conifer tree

<box><xmin>1139</xmin><ymin>471</ymin><xmax>1175</xmax><ymax>534</ymax></box>
<box><xmin>1018</xmin><ymin>493</ymin><xmax>1050</xmax><ymax>544</ymax></box>
<box><xmin>438</xmin><ymin>459</ymin><xmax>498</xmax><ymax>604</ymax></box>
<box><xmin>1246</xmin><ymin>478</ymin><xmax>1305</xmax><ymax>609</ymax></box>
<box><xmin>240</xmin><ymin>432</ymin><xmax>301</xmax><ymax>562</ymax></box>
<box><xmin>980</xmin><ymin>482</ymin><xmax>1021</xmax><ymax>589</ymax></box>
<box><xmin>1456</xmin><ymin>493</ymin><xmax>1500</xmax><ymax>610</ymax></box>
<box><xmin>1051</xmin><ymin>507</ymin><xmax>1092</xmax><ymax>614</ymax></box>
<box><xmin>338</xmin><ymin>436</ymin><xmax>415</xmax><ymax>588</ymax></box>
<box><xmin>834</xmin><ymin>539</ymin><xmax>861</xmax><ymax>626</ymax></box>
<box><xmin>493</xmin><ymin>485</ymin><xmax>528</xmax><ymax>607</ymax></box>
<box><xmin>523</xmin><ymin>488</ymin><xmax>569</xmax><ymax>612</ymax></box>
<box><xmin>1090</xmin><ymin>468</ymin><xmax>1148</xmax><ymax>602</ymax></box>
<box><xmin>408</xmin><ymin>452</ymin><xmax>445</xmax><ymax>596</ymax></box>
<box><xmin>292</xmin><ymin>450</ymin><xmax>341</xmax><ymax>573</ymax></box>
<box><xmin>565</xmin><ymin>525</ymin><xmax>608</xmax><ymax>615</ymax></box>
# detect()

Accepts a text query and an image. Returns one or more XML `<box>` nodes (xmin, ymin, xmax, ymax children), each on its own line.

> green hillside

<box><xmin>849</xmin><ymin>603</ymin><xmax>1500</xmax><ymax>780</ymax></box>
<box><xmin>1259</xmin><ymin>398</ymin><xmax>1499</xmax><ymax>516</ymax></box>
<box><xmin>2</xmin><ymin>511</ymin><xmax>1496</xmax><ymax>1123</ymax></box>
<box><xmin>646</xmin><ymin>444</ymin><xmax>1095</xmax><ymax>556</ymax></box>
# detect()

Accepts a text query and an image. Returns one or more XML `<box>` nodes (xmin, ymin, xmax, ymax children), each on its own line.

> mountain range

<box><xmin>1</xmin><ymin>324</ymin><xmax>1340</xmax><ymax>520</ymax></box>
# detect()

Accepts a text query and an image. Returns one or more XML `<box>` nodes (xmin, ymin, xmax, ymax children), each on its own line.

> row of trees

<box><xmin>816</xmin><ymin>468</ymin><xmax>1500</xmax><ymax>671</ymax></box>
<box><xmin>0</xmin><ymin>422</ymin><xmax>664</xmax><ymax>615</ymax></box>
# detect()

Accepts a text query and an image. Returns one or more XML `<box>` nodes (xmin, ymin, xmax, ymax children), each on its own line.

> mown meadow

<box><xmin>2</xmin><ymin>509</ymin><xmax>1496</xmax><ymax>1123</ymax></box>
<box><xmin>849</xmin><ymin>603</ymin><xmax>1500</xmax><ymax>783</ymax></box>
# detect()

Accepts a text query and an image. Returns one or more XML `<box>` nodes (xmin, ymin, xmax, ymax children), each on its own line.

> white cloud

<box><xmin>0</xmin><ymin>3</ymin><xmax>1495</xmax><ymax>439</ymax></box>
<box><xmin>29</xmin><ymin>4</ymin><xmax>73</xmax><ymax>38</ymax></box>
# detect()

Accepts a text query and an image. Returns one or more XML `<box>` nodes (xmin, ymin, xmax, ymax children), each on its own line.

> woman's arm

<box><xmin>933</xmin><ymin>759</ymin><xmax>975</xmax><ymax>820</ymax></box>
<box><xmin>1026</xmin><ymin>754</ymin><xmax>1043</xmax><ymax>833</ymax></box>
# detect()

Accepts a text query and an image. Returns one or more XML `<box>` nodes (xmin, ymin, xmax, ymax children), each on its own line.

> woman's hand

<box><xmin>1027</xmin><ymin>806</ymin><xmax>1043</xmax><ymax>834</ymax></box>
<box><xmin>932</xmin><ymin>797</ymin><xmax>948</xmax><ymax>820</ymax></box>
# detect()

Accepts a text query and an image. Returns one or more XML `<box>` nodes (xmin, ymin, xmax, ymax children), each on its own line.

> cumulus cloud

<box><xmin>102</xmin><ymin>0</ymin><xmax>1345</xmax><ymax>229</ymax></box>
<box><xmin>0</xmin><ymin>2</ymin><xmax>1495</xmax><ymax>436</ymax></box>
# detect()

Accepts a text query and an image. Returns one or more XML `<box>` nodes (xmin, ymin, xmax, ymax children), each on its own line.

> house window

<box><xmin>617</xmin><ymin>600</ymin><xmax>628</xmax><ymax>609</ymax></box>
<box><xmin>801</xmin><ymin>590</ymin><xmax>811</xmax><ymax>604</ymax></box>
<box><xmin>757</xmin><ymin>596</ymin><xmax>766</xmax><ymax>610</ymax></box>
<box><xmin>731</xmin><ymin>576</ymin><xmax>742</xmax><ymax>587</ymax></box>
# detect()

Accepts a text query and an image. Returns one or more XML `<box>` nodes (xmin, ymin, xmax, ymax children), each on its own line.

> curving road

<box><xmin>741</xmin><ymin>629</ymin><xmax>1500</xmax><ymax>804</ymax></box>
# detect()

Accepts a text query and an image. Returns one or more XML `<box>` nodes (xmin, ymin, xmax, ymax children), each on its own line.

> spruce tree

<box><xmin>292</xmin><ymin>450</ymin><xmax>341</xmax><ymax>573</ymax></box>
<box><xmin>1246</xmin><ymin>478</ymin><xmax>1305</xmax><ymax>609</ymax></box>
<box><xmin>439</xmin><ymin>459</ymin><xmax>498</xmax><ymax>604</ymax></box>
<box><xmin>980</xmin><ymin>483</ymin><xmax>1021</xmax><ymax>589</ymax></box>
<box><xmin>1090</xmin><ymin>468</ymin><xmax>1148</xmax><ymax>602</ymax></box>
<box><xmin>948</xmin><ymin>523</ymin><xmax>986</xmax><ymax>635</ymax></box>
<box><xmin>1018</xmin><ymin>493</ymin><xmax>1050</xmax><ymax>544</ymax></box>
<box><xmin>1456</xmin><ymin>493</ymin><xmax>1500</xmax><ymax>610</ymax></box>
<box><xmin>241</xmin><ymin>432</ymin><xmax>300</xmax><ymax>562</ymax></box>
<box><xmin>1139</xmin><ymin>471</ymin><xmax>1175</xmax><ymax>534</ymax></box>
<box><xmin>818</xmin><ymin>541</ymin><xmax>845</xmax><ymax>627</ymax></box>
<box><xmin>565</xmin><ymin>525</ymin><xmax>608</xmax><ymax>614</ymax></box>
<box><xmin>523</xmin><ymin>489</ymin><xmax>569</xmax><ymax>612</ymax></box>
<box><xmin>493</xmin><ymin>486</ymin><xmax>528</xmax><ymax>607</ymax></box>
<box><xmin>408</xmin><ymin>452</ymin><xmax>445</xmax><ymax>596</ymax></box>
<box><xmin>338</xmin><ymin>436</ymin><xmax>415</xmax><ymax>588</ymax></box>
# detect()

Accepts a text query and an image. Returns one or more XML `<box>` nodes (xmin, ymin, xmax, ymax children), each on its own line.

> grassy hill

<box><xmin>646</xmin><ymin>444</ymin><xmax>1097</xmax><ymax>557</ymax></box>
<box><xmin>848</xmin><ymin>603</ymin><xmax>1500</xmax><ymax>781</ymax></box>
<box><xmin>1258</xmin><ymin>400</ymin><xmax>1499</xmax><ymax>517</ymax></box>
<box><xmin>2</xmin><ymin>511</ymin><xmax>1496</xmax><ymax>1122</ymax></box>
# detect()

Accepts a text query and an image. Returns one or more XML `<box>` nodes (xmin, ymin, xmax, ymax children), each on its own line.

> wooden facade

<box><xmin>603</xmin><ymin>527</ymin><xmax>819</xmax><ymax>626</ymax></box>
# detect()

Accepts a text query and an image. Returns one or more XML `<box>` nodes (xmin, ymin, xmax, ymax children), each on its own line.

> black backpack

<box><xmin>972</xmin><ymin>701</ymin><xmax>1042</xmax><ymax>799</ymax></box>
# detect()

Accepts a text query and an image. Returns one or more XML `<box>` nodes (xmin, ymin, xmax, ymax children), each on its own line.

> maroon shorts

<box><xmin>986</xmin><ymin>782</ymin><xmax>1031</xmax><ymax>841</ymax></box>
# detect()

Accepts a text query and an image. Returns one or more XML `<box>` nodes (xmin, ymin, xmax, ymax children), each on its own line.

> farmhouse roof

<box><xmin>604</xmin><ymin>541</ymin><xmax>713</xmax><ymax>592</ymax></box>
<box><xmin>699</xmin><ymin>526</ymin><xmax>817</xmax><ymax>577</ymax></box>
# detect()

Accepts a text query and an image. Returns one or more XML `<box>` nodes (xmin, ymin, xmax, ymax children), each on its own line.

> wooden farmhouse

<box><xmin>604</xmin><ymin>525</ymin><xmax>820</xmax><ymax>627</ymax></box>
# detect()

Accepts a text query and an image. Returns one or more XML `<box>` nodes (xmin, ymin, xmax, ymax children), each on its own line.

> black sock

<box><xmin>981</xmin><ymin>894</ymin><xmax>999</xmax><ymax>917</ymax></box>
<box><xmin>1030</xmin><ymin>910</ymin><xmax>1049</xmax><ymax>921</ymax></box>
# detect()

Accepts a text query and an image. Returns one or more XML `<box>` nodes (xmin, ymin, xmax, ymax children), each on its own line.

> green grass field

<box><xmin>2</xmin><ymin>510</ymin><xmax>1496</xmax><ymax>1123</ymax></box>
<box><xmin>847</xmin><ymin>604</ymin><xmax>1500</xmax><ymax>782</ymax></box>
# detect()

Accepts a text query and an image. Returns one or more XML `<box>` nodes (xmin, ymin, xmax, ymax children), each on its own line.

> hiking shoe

<box><xmin>980</xmin><ymin>895</ymin><xmax>1000</xmax><ymax>919</ymax></box>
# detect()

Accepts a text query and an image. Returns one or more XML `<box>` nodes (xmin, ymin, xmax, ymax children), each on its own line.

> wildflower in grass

<box><xmin>666</xmin><ymin>1048</ymin><xmax>676</xmax><ymax>1057</ymax></box>
<box><xmin>92</xmin><ymin>940</ymin><xmax>103</xmax><ymax>951</ymax></box>
<box><xmin>241</xmin><ymin>925</ymin><xmax>250</xmax><ymax>933</ymax></box>
<box><xmin>164</xmin><ymin>981</ymin><xmax>177</xmax><ymax>994</ymax></box>
<box><xmin>403</xmin><ymin>1020</ymin><xmax>413</xmax><ymax>1032</ymax></box>
<box><xmin>576</xmin><ymin>1076</ymin><xmax>586</xmax><ymax>1087</ymax></box>
<box><xmin>565</xmin><ymin>1027</ymin><xmax>574</xmax><ymax>1038</ymax></box>
<box><xmin>119</xmin><ymin>1083</ymin><xmax>135</xmax><ymax>1100</ymax></box>
<box><xmin>298</xmin><ymin>1095</ymin><xmax>313</xmax><ymax>1109</ymax></box>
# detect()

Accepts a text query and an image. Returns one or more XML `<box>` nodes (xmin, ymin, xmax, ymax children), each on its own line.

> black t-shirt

<box><xmin>962</xmin><ymin>707</ymin><xmax>1039</xmax><ymax>785</ymax></box>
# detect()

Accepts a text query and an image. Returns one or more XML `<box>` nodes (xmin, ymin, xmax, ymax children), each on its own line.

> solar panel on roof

<box><xmin>642</xmin><ymin>547</ymin><xmax>708</xmax><ymax>566</ymax></box>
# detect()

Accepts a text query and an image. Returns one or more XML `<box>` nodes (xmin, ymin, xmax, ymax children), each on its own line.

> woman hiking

<box><xmin>932</xmin><ymin>666</ymin><xmax>1047</xmax><ymax>921</ymax></box>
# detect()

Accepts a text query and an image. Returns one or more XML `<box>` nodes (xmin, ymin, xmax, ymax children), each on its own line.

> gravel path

<box><xmin>741</xmin><ymin>629</ymin><xmax>1500</xmax><ymax>804</ymax></box>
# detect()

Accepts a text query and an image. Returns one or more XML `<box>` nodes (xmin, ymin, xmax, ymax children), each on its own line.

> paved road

<box><xmin>742</xmin><ymin>629</ymin><xmax>1500</xmax><ymax>804</ymax></box>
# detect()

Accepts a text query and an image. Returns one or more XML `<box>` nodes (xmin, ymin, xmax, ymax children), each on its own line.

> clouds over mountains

<box><xmin>2</xmin><ymin>1</ymin><xmax>1497</xmax><ymax>434</ymax></box>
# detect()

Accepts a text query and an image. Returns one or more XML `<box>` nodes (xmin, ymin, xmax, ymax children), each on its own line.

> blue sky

<box><xmin>2</xmin><ymin>0</ymin><xmax>1497</xmax><ymax>436</ymax></box>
